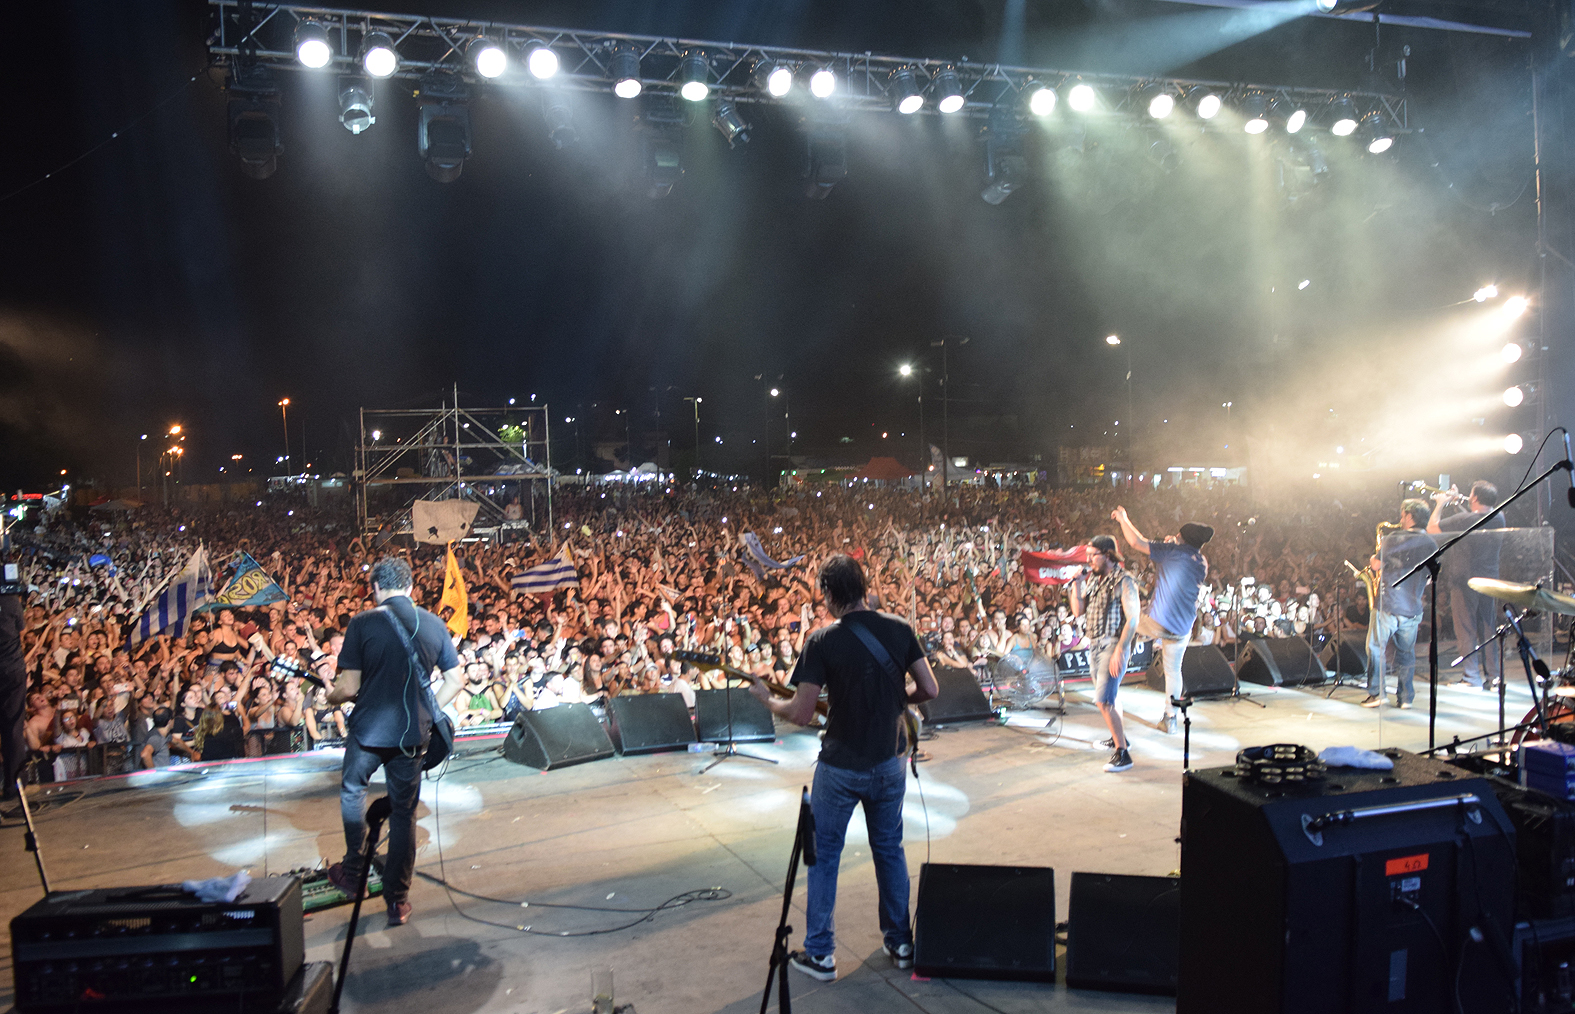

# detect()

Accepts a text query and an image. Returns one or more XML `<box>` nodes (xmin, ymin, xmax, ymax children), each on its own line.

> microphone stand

<box><xmin>14</xmin><ymin>777</ymin><xmax>50</xmax><ymax>896</ymax></box>
<box><xmin>1452</xmin><ymin>608</ymin><xmax>1530</xmax><ymax>750</ymax></box>
<box><xmin>1397</xmin><ymin>456</ymin><xmax>1573</xmax><ymax>750</ymax></box>
<box><xmin>760</xmin><ymin>788</ymin><xmax>816</xmax><ymax>1014</ymax></box>
<box><xmin>329</xmin><ymin>795</ymin><xmax>393</xmax><ymax>1014</ymax></box>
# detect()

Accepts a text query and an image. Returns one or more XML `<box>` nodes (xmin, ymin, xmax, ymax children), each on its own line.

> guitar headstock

<box><xmin>673</xmin><ymin>649</ymin><xmax>723</xmax><ymax>670</ymax></box>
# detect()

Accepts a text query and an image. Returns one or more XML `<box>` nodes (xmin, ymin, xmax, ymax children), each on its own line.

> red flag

<box><xmin>1020</xmin><ymin>547</ymin><xmax>1088</xmax><ymax>585</ymax></box>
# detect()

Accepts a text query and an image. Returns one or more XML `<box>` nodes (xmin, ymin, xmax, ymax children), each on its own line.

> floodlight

<box><xmin>712</xmin><ymin>100</ymin><xmax>750</xmax><ymax>147</ymax></box>
<box><xmin>768</xmin><ymin>64</ymin><xmax>794</xmax><ymax>97</ymax></box>
<box><xmin>1474</xmin><ymin>284</ymin><xmax>1499</xmax><ymax>302</ymax></box>
<box><xmin>1362</xmin><ymin>112</ymin><xmax>1394</xmax><ymax>153</ymax></box>
<box><xmin>1140</xmin><ymin>85</ymin><xmax>1174</xmax><ymax>119</ymax></box>
<box><xmin>936</xmin><ymin>66</ymin><xmax>965</xmax><ymax>113</ymax></box>
<box><xmin>1503</xmin><ymin>386</ymin><xmax>1525</xmax><ymax>407</ymax></box>
<box><xmin>1192</xmin><ymin>89</ymin><xmax>1222</xmax><ymax>119</ymax></box>
<box><xmin>680</xmin><ymin>51</ymin><xmax>710</xmax><ymax>102</ymax></box>
<box><xmin>295</xmin><ymin>21</ymin><xmax>332</xmax><ymax>69</ymax></box>
<box><xmin>1502</xmin><ymin>342</ymin><xmax>1523</xmax><ymax>363</ymax></box>
<box><xmin>810</xmin><ymin>68</ymin><xmax>836</xmax><ymax>98</ymax></box>
<box><xmin>1504</xmin><ymin>433</ymin><xmax>1524</xmax><ymax>454</ymax></box>
<box><xmin>612</xmin><ymin>47</ymin><xmax>642</xmax><ymax>98</ymax></box>
<box><xmin>1329</xmin><ymin>97</ymin><xmax>1358</xmax><ymax>136</ymax></box>
<box><xmin>338</xmin><ymin>77</ymin><xmax>375</xmax><ymax>134</ymax></box>
<box><xmin>890</xmin><ymin>67</ymin><xmax>923</xmax><ymax>114</ymax></box>
<box><xmin>470</xmin><ymin>37</ymin><xmax>507</xmax><ymax>78</ymax></box>
<box><xmin>1067</xmin><ymin>82</ymin><xmax>1096</xmax><ymax>112</ymax></box>
<box><xmin>1506</xmin><ymin>295</ymin><xmax>1530</xmax><ymax>317</ymax></box>
<box><xmin>1317</xmin><ymin>0</ymin><xmax>1381</xmax><ymax>12</ymax></box>
<box><xmin>527</xmin><ymin>44</ymin><xmax>559</xmax><ymax>80</ymax></box>
<box><xmin>1028</xmin><ymin>83</ymin><xmax>1056</xmax><ymax>117</ymax></box>
<box><xmin>1242</xmin><ymin>93</ymin><xmax>1269</xmax><ymax>134</ymax></box>
<box><xmin>362</xmin><ymin>32</ymin><xmax>397</xmax><ymax>78</ymax></box>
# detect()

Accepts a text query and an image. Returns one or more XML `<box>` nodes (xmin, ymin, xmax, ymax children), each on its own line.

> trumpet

<box><xmin>1411</xmin><ymin>483</ymin><xmax>1469</xmax><ymax>505</ymax></box>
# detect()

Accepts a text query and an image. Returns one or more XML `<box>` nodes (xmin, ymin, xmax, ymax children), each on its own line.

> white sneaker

<box><xmin>883</xmin><ymin>941</ymin><xmax>914</xmax><ymax>969</ymax></box>
<box><xmin>790</xmin><ymin>951</ymin><xmax>836</xmax><ymax>981</ymax></box>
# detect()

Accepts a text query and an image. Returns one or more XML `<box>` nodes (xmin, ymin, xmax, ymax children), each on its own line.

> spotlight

<box><xmin>711</xmin><ymin>100</ymin><xmax>751</xmax><ymax>148</ymax></box>
<box><xmin>1067</xmin><ymin>82</ymin><xmax>1097</xmax><ymax>113</ymax></box>
<box><xmin>767</xmin><ymin>63</ymin><xmax>794</xmax><ymax>97</ymax></box>
<box><xmin>1504</xmin><ymin>433</ymin><xmax>1524</xmax><ymax>454</ymax></box>
<box><xmin>680</xmin><ymin>51</ymin><xmax>710</xmax><ymax>102</ymax></box>
<box><xmin>416</xmin><ymin>72</ymin><xmax>471</xmax><ymax>183</ymax></box>
<box><xmin>1361</xmin><ymin>113</ymin><xmax>1393</xmax><ymax>153</ymax></box>
<box><xmin>1317</xmin><ymin>0</ymin><xmax>1381</xmax><ymax>12</ymax></box>
<box><xmin>611</xmin><ymin>47</ymin><xmax>642</xmax><ymax>98</ymax></box>
<box><xmin>469</xmin><ymin>37</ymin><xmax>507</xmax><ymax>79</ymax></box>
<box><xmin>1027</xmin><ymin>83</ymin><xmax>1056</xmax><ymax>117</ymax></box>
<box><xmin>1286</xmin><ymin>108</ymin><xmax>1307</xmax><ymax>133</ymax></box>
<box><xmin>295</xmin><ymin>21</ymin><xmax>332</xmax><ymax>69</ymax></box>
<box><xmin>1503</xmin><ymin>386</ymin><xmax>1525</xmax><ymax>407</ymax></box>
<box><xmin>362</xmin><ymin>31</ymin><xmax>398</xmax><ymax>78</ymax></box>
<box><xmin>1140</xmin><ymin>84</ymin><xmax>1174</xmax><ymax>119</ymax></box>
<box><xmin>890</xmin><ymin>67</ymin><xmax>923</xmax><ymax>114</ymax></box>
<box><xmin>936</xmin><ymin>65</ymin><xmax>965</xmax><ymax>113</ymax></box>
<box><xmin>226</xmin><ymin>66</ymin><xmax>282</xmax><ymax>179</ymax></box>
<box><xmin>1502</xmin><ymin>342</ymin><xmax>1523</xmax><ymax>363</ymax></box>
<box><xmin>543</xmin><ymin>92</ymin><xmax>577</xmax><ymax>149</ymax></box>
<box><xmin>1329</xmin><ymin>97</ymin><xmax>1358</xmax><ymax>136</ymax></box>
<box><xmin>1241</xmin><ymin>93</ymin><xmax>1269</xmax><ymax>134</ymax></box>
<box><xmin>338</xmin><ymin>77</ymin><xmax>375</xmax><ymax>134</ymax></box>
<box><xmin>526</xmin><ymin>43</ymin><xmax>559</xmax><ymax>80</ymax></box>
<box><xmin>810</xmin><ymin>67</ymin><xmax>836</xmax><ymax>99</ymax></box>
<box><xmin>1506</xmin><ymin>295</ymin><xmax>1530</xmax><ymax>317</ymax></box>
<box><xmin>1270</xmin><ymin>98</ymin><xmax>1305</xmax><ymax>133</ymax></box>
<box><xmin>1474</xmin><ymin>284</ymin><xmax>1499</xmax><ymax>302</ymax></box>
<box><xmin>1192</xmin><ymin>89</ymin><xmax>1223</xmax><ymax>120</ymax></box>
<box><xmin>803</xmin><ymin>125</ymin><xmax>847</xmax><ymax>198</ymax></box>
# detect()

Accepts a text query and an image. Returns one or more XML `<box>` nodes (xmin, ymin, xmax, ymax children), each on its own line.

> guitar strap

<box><xmin>838</xmin><ymin>614</ymin><xmax>916</xmax><ymax>760</ymax></box>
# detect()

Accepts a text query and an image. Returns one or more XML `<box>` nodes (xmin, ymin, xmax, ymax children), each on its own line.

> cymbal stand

<box><xmin>1455</xmin><ymin>608</ymin><xmax>1532</xmax><ymax>749</ymax></box>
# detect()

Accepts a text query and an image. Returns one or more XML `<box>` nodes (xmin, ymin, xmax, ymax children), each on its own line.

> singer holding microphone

<box><xmin>1427</xmin><ymin>481</ymin><xmax>1505</xmax><ymax>690</ymax></box>
<box><xmin>1069</xmin><ymin>535</ymin><xmax>1142</xmax><ymax>773</ymax></box>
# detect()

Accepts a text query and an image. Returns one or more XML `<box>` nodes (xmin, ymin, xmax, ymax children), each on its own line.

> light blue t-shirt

<box><xmin>1147</xmin><ymin>541</ymin><xmax>1206</xmax><ymax>637</ymax></box>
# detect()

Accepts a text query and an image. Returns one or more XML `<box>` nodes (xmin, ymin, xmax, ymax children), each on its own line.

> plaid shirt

<box><xmin>1083</xmin><ymin>567</ymin><xmax>1136</xmax><ymax>642</ymax></box>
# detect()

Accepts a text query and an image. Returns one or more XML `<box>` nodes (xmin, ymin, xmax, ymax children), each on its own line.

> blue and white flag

<box><xmin>199</xmin><ymin>551</ymin><xmax>287</xmax><ymax>611</ymax></box>
<box><xmin>130</xmin><ymin>546</ymin><xmax>213</xmax><ymax>648</ymax></box>
<box><xmin>741</xmin><ymin>532</ymin><xmax>805</xmax><ymax>581</ymax></box>
<box><xmin>512</xmin><ymin>545</ymin><xmax>579</xmax><ymax>595</ymax></box>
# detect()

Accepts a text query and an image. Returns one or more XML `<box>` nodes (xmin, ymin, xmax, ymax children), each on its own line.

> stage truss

<box><xmin>206</xmin><ymin>1</ymin><xmax>1409</xmax><ymax>130</ymax></box>
<box><xmin>355</xmin><ymin>393</ymin><xmax>553</xmax><ymax>539</ymax></box>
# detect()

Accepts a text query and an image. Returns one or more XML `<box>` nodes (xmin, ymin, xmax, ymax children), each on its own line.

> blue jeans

<box><xmin>1366</xmin><ymin>610</ymin><xmax>1423</xmax><ymax>704</ymax></box>
<box><xmin>804</xmin><ymin>756</ymin><xmax>912</xmax><ymax>958</ymax></box>
<box><xmin>1089</xmin><ymin>636</ymin><xmax>1128</xmax><ymax>707</ymax></box>
<box><xmin>340</xmin><ymin>736</ymin><xmax>424</xmax><ymax>904</ymax></box>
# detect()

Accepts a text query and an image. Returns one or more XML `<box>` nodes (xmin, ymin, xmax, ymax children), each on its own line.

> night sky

<box><xmin>0</xmin><ymin>0</ymin><xmax>1556</xmax><ymax>493</ymax></box>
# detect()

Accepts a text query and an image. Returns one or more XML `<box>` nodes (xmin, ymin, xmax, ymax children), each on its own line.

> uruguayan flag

<box><xmin>511</xmin><ymin>545</ymin><xmax>579</xmax><ymax>595</ymax></box>
<box><xmin>130</xmin><ymin>546</ymin><xmax>212</xmax><ymax>647</ymax></box>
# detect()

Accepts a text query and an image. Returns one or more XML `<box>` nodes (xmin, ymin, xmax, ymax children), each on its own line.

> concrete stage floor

<box><xmin>0</xmin><ymin>668</ymin><xmax>1546</xmax><ymax>1014</ymax></box>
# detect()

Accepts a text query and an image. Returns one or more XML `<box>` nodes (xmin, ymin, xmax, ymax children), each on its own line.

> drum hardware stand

<box><xmin>1172</xmin><ymin>696</ymin><xmax>1194</xmax><ymax>771</ymax></box>
<box><xmin>1453</xmin><ymin>608</ymin><xmax>1529</xmax><ymax>749</ymax></box>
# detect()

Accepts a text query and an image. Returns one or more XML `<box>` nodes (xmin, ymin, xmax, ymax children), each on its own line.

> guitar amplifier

<box><xmin>11</xmin><ymin>875</ymin><xmax>304</xmax><ymax>1014</ymax></box>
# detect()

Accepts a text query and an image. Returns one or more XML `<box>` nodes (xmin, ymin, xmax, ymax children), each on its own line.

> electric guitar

<box><xmin>672</xmin><ymin>649</ymin><xmax>829</xmax><ymax>722</ymax></box>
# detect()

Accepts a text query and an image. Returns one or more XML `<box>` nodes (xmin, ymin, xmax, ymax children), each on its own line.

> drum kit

<box><xmin>1465</xmin><ymin>578</ymin><xmax>1575</xmax><ymax>746</ymax></box>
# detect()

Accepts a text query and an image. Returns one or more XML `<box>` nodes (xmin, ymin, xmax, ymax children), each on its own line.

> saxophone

<box><xmin>1346</xmin><ymin>521</ymin><xmax>1403</xmax><ymax>612</ymax></box>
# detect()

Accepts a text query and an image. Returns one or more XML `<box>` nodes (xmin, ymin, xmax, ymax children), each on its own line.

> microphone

<box><xmin>1564</xmin><ymin>429</ymin><xmax>1575</xmax><ymax>509</ymax></box>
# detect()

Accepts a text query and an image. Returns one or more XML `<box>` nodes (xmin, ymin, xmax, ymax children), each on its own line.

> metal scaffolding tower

<box><xmin>355</xmin><ymin>389</ymin><xmax>553</xmax><ymax>538</ymax></box>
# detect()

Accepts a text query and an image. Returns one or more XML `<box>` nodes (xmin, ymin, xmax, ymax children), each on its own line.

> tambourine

<box><xmin>1235</xmin><ymin>744</ymin><xmax>1325</xmax><ymax>785</ymax></box>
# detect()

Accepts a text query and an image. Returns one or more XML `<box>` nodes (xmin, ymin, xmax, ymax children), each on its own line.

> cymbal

<box><xmin>1467</xmin><ymin>577</ymin><xmax>1575</xmax><ymax>616</ymax></box>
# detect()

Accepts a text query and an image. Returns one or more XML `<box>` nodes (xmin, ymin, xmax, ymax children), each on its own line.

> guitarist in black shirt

<box><xmin>749</xmin><ymin>554</ymin><xmax>939</xmax><ymax>982</ymax></box>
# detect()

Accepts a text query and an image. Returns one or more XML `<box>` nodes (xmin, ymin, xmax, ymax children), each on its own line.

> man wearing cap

<box><xmin>1110</xmin><ymin>507</ymin><xmax>1212</xmax><ymax>734</ymax></box>
<box><xmin>1070</xmin><ymin>535</ymin><xmax>1141</xmax><ymax>772</ymax></box>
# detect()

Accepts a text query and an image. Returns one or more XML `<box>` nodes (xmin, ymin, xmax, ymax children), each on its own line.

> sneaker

<box><xmin>1104</xmin><ymin>748</ymin><xmax>1134</xmax><ymax>773</ymax></box>
<box><xmin>1158</xmin><ymin>714</ymin><xmax>1177</xmax><ymax>735</ymax></box>
<box><xmin>1360</xmin><ymin>696</ymin><xmax>1383</xmax><ymax>708</ymax></box>
<box><xmin>789</xmin><ymin>950</ymin><xmax>836</xmax><ymax>982</ymax></box>
<box><xmin>1097</xmin><ymin>737</ymin><xmax>1116</xmax><ymax>749</ymax></box>
<box><xmin>883</xmin><ymin>941</ymin><xmax>914</xmax><ymax>969</ymax></box>
<box><xmin>385</xmin><ymin>899</ymin><xmax>412</xmax><ymax>927</ymax></box>
<box><xmin>1398</xmin><ymin>701</ymin><xmax>1413</xmax><ymax>710</ymax></box>
<box><xmin>326</xmin><ymin>862</ymin><xmax>361</xmax><ymax>899</ymax></box>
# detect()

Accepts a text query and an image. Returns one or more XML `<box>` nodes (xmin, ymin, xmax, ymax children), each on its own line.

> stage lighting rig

<box><xmin>1270</xmin><ymin>98</ymin><xmax>1306</xmax><ymax>133</ymax></box>
<box><xmin>338</xmin><ymin>77</ymin><xmax>375</xmax><ymax>134</ymax></box>
<box><xmin>1241</xmin><ymin>92</ymin><xmax>1269</xmax><ymax>133</ymax></box>
<box><xmin>1140</xmin><ymin>84</ymin><xmax>1175</xmax><ymax>119</ymax></box>
<box><xmin>981</xmin><ymin>102</ymin><xmax>1027</xmax><ymax>205</ymax></box>
<box><xmin>810</xmin><ymin>67</ymin><xmax>837</xmax><ymax>99</ymax></box>
<box><xmin>1360</xmin><ymin>113</ymin><xmax>1394</xmax><ymax>153</ymax></box>
<box><xmin>526</xmin><ymin>43</ymin><xmax>559</xmax><ymax>80</ymax></box>
<box><xmin>890</xmin><ymin>67</ymin><xmax>924</xmax><ymax>114</ymax></box>
<box><xmin>680</xmin><ymin>51</ymin><xmax>710</xmax><ymax>101</ymax></box>
<box><xmin>935</xmin><ymin>66</ymin><xmax>965</xmax><ymax>113</ymax></box>
<box><xmin>640</xmin><ymin>97</ymin><xmax>684</xmax><ymax>197</ymax></box>
<box><xmin>543</xmin><ymin>92</ymin><xmax>577</xmax><ymax>149</ymax></box>
<box><xmin>1328</xmin><ymin>96</ymin><xmax>1359</xmax><ymax>135</ymax></box>
<box><xmin>295</xmin><ymin>20</ymin><xmax>332</xmax><ymax>69</ymax></box>
<box><xmin>712</xmin><ymin>100</ymin><xmax>751</xmax><ymax>148</ymax></box>
<box><xmin>469</xmin><ymin>36</ymin><xmax>507</xmax><ymax>79</ymax></box>
<box><xmin>802</xmin><ymin>119</ymin><xmax>848</xmax><ymax>199</ymax></box>
<box><xmin>225</xmin><ymin>65</ymin><xmax>283</xmax><ymax>179</ymax></box>
<box><xmin>759</xmin><ymin>61</ymin><xmax>794</xmax><ymax>97</ymax></box>
<box><xmin>415</xmin><ymin>72</ymin><xmax>471</xmax><ymax>182</ymax></box>
<box><xmin>1067</xmin><ymin>81</ymin><xmax>1097</xmax><ymax>112</ymax></box>
<box><xmin>1027</xmin><ymin>81</ymin><xmax>1056</xmax><ymax>117</ymax></box>
<box><xmin>611</xmin><ymin>46</ymin><xmax>643</xmax><ymax>98</ymax></box>
<box><xmin>1190</xmin><ymin>88</ymin><xmax>1223</xmax><ymax>120</ymax></box>
<box><xmin>1316</xmin><ymin>0</ymin><xmax>1382</xmax><ymax>14</ymax></box>
<box><xmin>362</xmin><ymin>31</ymin><xmax>397</xmax><ymax>78</ymax></box>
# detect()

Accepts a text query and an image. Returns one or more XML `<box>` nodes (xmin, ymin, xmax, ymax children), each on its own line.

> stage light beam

<box><xmin>1242</xmin><ymin>93</ymin><xmax>1269</xmax><ymax>134</ymax></box>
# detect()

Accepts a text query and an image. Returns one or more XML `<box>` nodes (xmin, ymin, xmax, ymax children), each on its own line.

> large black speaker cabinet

<box><xmin>1178</xmin><ymin>749</ymin><xmax>1517</xmax><ymax>1014</ymax></box>
<box><xmin>501</xmin><ymin>703</ymin><xmax>615</xmax><ymax>770</ymax></box>
<box><xmin>1065</xmin><ymin>872</ymin><xmax>1180</xmax><ymax>995</ymax></box>
<box><xmin>1322</xmin><ymin>637</ymin><xmax>1369</xmax><ymax>677</ymax></box>
<box><xmin>913</xmin><ymin>863</ymin><xmax>1056</xmax><ymax>982</ymax></box>
<box><xmin>920</xmin><ymin>666</ymin><xmax>995</xmax><ymax>724</ymax></box>
<box><xmin>1144</xmin><ymin>644</ymin><xmax>1236</xmax><ymax>697</ymax></box>
<box><xmin>606</xmin><ymin>693</ymin><xmax>696</xmax><ymax>755</ymax></box>
<box><xmin>1235</xmin><ymin>637</ymin><xmax>1325</xmax><ymax>687</ymax></box>
<box><xmin>694</xmin><ymin>688</ymin><xmax>776</xmax><ymax>743</ymax></box>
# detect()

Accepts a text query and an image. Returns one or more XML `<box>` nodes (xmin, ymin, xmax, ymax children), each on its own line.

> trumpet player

<box><xmin>1362</xmin><ymin>500</ymin><xmax>1436</xmax><ymax>709</ymax></box>
<box><xmin>1428</xmin><ymin>481</ymin><xmax>1505</xmax><ymax>690</ymax></box>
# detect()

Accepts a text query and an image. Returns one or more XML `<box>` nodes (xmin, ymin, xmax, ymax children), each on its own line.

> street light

<box><xmin>278</xmin><ymin>398</ymin><xmax>291</xmax><ymax>474</ymax></box>
<box><xmin>898</xmin><ymin>363</ymin><xmax>924</xmax><ymax>482</ymax></box>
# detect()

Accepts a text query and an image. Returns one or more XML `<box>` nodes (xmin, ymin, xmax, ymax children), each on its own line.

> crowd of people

<box><xmin>9</xmin><ymin>479</ymin><xmax>1412</xmax><ymax>782</ymax></box>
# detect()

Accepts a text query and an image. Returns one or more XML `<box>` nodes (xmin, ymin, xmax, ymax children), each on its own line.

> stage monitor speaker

<box><xmin>694</xmin><ymin>688</ymin><xmax>776</xmax><ymax>743</ymax></box>
<box><xmin>1321</xmin><ymin>637</ymin><xmax>1368</xmax><ymax>677</ymax></box>
<box><xmin>1065</xmin><ymin>872</ymin><xmax>1180</xmax><ymax>996</ymax></box>
<box><xmin>501</xmin><ymin>703</ymin><xmax>615</xmax><ymax>770</ymax></box>
<box><xmin>913</xmin><ymin>863</ymin><xmax>1056</xmax><ymax>982</ymax></box>
<box><xmin>1178</xmin><ymin>749</ymin><xmax>1517</xmax><ymax>1014</ymax></box>
<box><xmin>1144</xmin><ymin>645</ymin><xmax>1236</xmax><ymax>697</ymax></box>
<box><xmin>607</xmin><ymin>693</ymin><xmax>696</xmax><ymax>755</ymax></box>
<box><xmin>920</xmin><ymin>666</ymin><xmax>995</xmax><ymax>724</ymax></box>
<box><xmin>1235</xmin><ymin>637</ymin><xmax>1325</xmax><ymax>687</ymax></box>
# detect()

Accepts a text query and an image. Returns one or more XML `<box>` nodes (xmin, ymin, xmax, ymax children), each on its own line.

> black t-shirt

<box><xmin>202</xmin><ymin>715</ymin><xmax>245</xmax><ymax>760</ymax></box>
<box><xmin>338</xmin><ymin>597</ymin><xmax>460</xmax><ymax>749</ymax></box>
<box><xmin>790</xmin><ymin>611</ymin><xmax>924</xmax><ymax>772</ymax></box>
<box><xmin>1437</xmin><ymin>509</ymin><xmax>1506</xmax><ymax>588</ymax></box>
